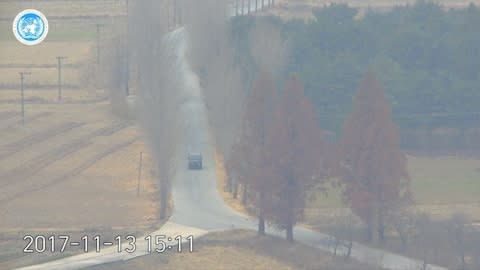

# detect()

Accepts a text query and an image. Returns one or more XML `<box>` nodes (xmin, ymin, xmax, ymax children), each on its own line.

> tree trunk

<box><xmin>286</xmin><ymin>223</ymin><xmax>294</xmax><ymax>242</ymax></box>
<box><xmin>241</xmin><ymin>183</ymin><xmax>248</xmax><ymax>205</ymax></box>
<box><xmin>286</xmin><ymin>175</ymin><xmax>295</xmax><ymax>242</ymax></box>
<box><xmin>159</xmin><ymin>175</ymin><xmax>169</xmax><ymax>220</ymax></box>
<box><xmin>400</xmin><ymin>234</ymin><xmax>407</xmax><ymax>252</ymax></box>
<box><xmin>255</xmin><ymin>0</ymin><xmax>258</xmax><ymax>12</ymax></box>
<box><xmin>346</xmin><ymin>241</ymin><xmax>352</xmax><ymax>258</ymax></box>
<box><xmin>366</xmin><ymin>222</ymin><xmax>373</xmax><ymax>242</ymax></box>
<box><xmin>461</xmin><ymin>252</ymin><xmax>466</xmax><ymax>270</ymax></box>
<box><xmin>377</xmin><ymin>196</ymin><xmax>385</xmax><ymax>243</ymax></box>
<box><xmin>258</xmin><ymin>192</ymin><xmax>266</xmax><ymax>235</ymax></box>
<box><xmin>258</xmin><ymin>216</ymin><xmax>265</xmax><ymax>235</ymax></box>
<box><xmin>233</xmin><ymin>179</ymin><xmax>238</xmax><ymax>199</ymax></box>
<box><xmin>173</xmin><ymin>0</ymin><xmax>176</xmax><ymax>25</ymax></box>
<box><xmin>332</xmin><ymin>238</ymin><xmax>338</xmax><ymax>258</ymax></box>
<box><xmin>225</xmin><ymin>176</ymin><xmax>232</xmax><ymax>193</ymax></box>
<box><xmin>378</xmin><ymin>222</ymin><xmax>385</xmax><ymax>243</ymax></box>
<box><xmin>177</xmin><ymin>1</ymin><xmax>182</xmax><ymax>25</ymax></box>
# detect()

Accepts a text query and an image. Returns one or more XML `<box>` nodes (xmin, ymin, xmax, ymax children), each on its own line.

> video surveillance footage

<box><xmin>0</xmin><ymin>0</ymin><xmax>479</xmax><ymax>269</ymax></box>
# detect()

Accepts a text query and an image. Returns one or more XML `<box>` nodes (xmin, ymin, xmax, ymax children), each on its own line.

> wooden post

<box><xmin>56</xmin><ymin>56</ymin><xmax>66</xmax><ymax>101</ymax></box>
<box><xmin>137</xmin><ymin>151</ymin><xmax>143</xmax><ymax>196</ymax></box>
<box><xmin>19</xmin><ymin>72</ymin><xmax>30</xmax><ymax>126</ymax></box>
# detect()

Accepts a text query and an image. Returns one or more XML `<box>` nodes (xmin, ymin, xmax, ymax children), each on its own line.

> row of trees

<box><xmin>229</xmin><ymin>72</ymin><xmax>329</xmax><ymax>241</ymax></box>
<box><xmin>223</xmin><ymin>44</ymin><xmax>411</xmax><ymax>242</ymax></box>
<box><xmin>230</xmin><ymin>2</ymin><xmax>480</xmax><ymax>131</ymax></box>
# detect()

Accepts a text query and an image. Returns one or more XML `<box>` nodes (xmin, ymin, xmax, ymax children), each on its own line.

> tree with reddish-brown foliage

<box><xmin>266</xmin><ymin>74</ymin><xmax>328</xmax><ymax>242</ymax></box>
<box><xmin>337</xmin><ymin>70</ymin><xmax>411</xmax><ymax>242</ymax></box>
<box><xmin>231</xmin><ymin>71</ymin><xmax>278</xmax><ymax>235</ymax></box>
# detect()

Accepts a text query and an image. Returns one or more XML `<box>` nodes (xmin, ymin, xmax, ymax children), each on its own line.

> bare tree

<box><xmin>389</xmin><ymin>208</ymin><xmax>417</xmax><ymax>252</ymax></box>
<box><xmin>445</xmin><ymin>213</ymin><xmax>470</xmax><ymax>270</ymax></box>
<box><xmin>182</xmin><ymin>0</ymin><xmax>229</xmax><ymax>74</ymax></box>
<box><xmin>330</xmin><ymin>211</ymin><xmax>355</xmax><ymax>258</ymax></box>
<box><xmin>181</xmin><ymin>0</ymin><xmax>248</xmax><ymax>195</ymax></box>
<box><xmin>100</xmin><ymin>37</ymin><xmax>130</xmax><ymax>118</ymax></box>
<box><xmin>129</xmin><ymin>0</ymin><xmax>180</xmax><ymax>220</ymax></box>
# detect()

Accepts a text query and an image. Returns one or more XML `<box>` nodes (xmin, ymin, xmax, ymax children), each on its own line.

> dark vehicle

<box><xmin>188</xmin><ymin>153</ymin><xmax>203</xmax><ymax>170</ymax></box>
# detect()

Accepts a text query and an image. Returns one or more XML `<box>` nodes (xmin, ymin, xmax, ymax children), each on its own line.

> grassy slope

<box><xmin>84</xmin><ymin>230</ymin><xmax>367</xmax><ymax>270</ymax></box>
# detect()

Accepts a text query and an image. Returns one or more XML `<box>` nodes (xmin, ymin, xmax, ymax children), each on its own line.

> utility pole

<box><xmin>125</xmin><ymin>0</ymin><xmax>130</xmax><ymax>96</ymax></box>
<box><xmin>178</xmin><ymin>0</ymin><xmax>182</xmax><ymax>25</ymax></box>
<box><xmin>19</xmin><ymin>72</ymin><xmax>31</xmax><ymax>126</ymax></box>
<box><xmin>95</xmin><ymin>23</ymin><xmax>104</xmax><ymax>65</ymax></box>
<box><xmin>137</xmin><ymin>151</ymin><xmax>143</xmax><ymax>196</ymax></box>
<box><xmin>235</xmin><ymin>0</ymin><xmax>239</xmax><ymax>16</ymax></box>
<box><xmin>167</xmin><ymin>0</ymin><xmax>171</xmax><ymax>30</ymax></box>
<box><xmin>56</xmin><ymin>56</ymin><xmax>67</xmax><ymax>101</ymax></box>
<box><xmin>173</xmin><ymin>0</ymin><xmax>177</xmax><ymax>26</ymax></box>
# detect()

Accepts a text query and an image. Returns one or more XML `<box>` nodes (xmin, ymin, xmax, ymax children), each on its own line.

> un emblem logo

<box><xmin>12</xmin><ymin>9</ymin><xmax>49</xmax><ymax>46</ymax></box>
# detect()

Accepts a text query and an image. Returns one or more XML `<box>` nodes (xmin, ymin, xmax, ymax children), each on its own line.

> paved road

<box><xmin>16</xmin><ymin>27</ymin><xmax>448</xmax><ymax>270</ymax></box>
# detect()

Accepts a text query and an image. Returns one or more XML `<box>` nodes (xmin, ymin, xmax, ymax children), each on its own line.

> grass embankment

<box><xmin>214</xmin><ymin>150</ymin><xmax>249</xmax><ymax>216</ymax></box>
<box><xmin>84</xmin><ymin>229</ymin><xmax>368</xmax><ymax>270</ymax></box>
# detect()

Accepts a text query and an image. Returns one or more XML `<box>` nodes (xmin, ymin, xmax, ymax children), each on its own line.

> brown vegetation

<box><xmin>337</xmin><ymin>71</ymin><xmax>411</xmax><ymax>243</ymax></box>
<box><xmin>84</xmin><ymin>229</ymin><xmax>372</xmax><ymax>270</ymax></box>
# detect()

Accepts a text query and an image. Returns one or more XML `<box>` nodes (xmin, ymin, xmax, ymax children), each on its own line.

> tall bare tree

<box><xmin>182</xmin><ymin>0</ymin><xmax>247</xmax><ymax>185</ymax></box>
<box><xmin>130</xmin><ymin>0</ymin><xmax>180</xmax><ymax>220</ymax></box>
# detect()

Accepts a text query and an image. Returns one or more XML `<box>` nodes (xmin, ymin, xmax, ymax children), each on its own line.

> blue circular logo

<box><xmin>12</xmin><ymin>9</ymin><xmax>49</xmax><ymax>46</ymax></box>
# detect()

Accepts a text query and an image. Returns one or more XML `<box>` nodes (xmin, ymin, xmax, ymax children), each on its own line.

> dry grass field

<box><xmin>0</xmin><ymin>0</ymin><xmax>127</xmax><ymax>19</ymax></box>
<box><xmin>84</xmin><ymin>229</ymin><xmax>368</xmax><ymax>270</ymax></box>
<box><xmin>303</xmin><ymin>154</ymin><xmax>480</xmax><ymax>225</ymax></box>
<box><xmin>0</xmin><ymin>2</ymin><xmax>158</xmax><ymax>268</ymax></box>
<box><xmin>217</xmin><ymin>147</ymin><xmax>480</xmax><ymax>226</ymax></box>
<box><xmin>0</xmin><ymin>101</ymin><xmax>161</xmax><ymax>269</ymax></box>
